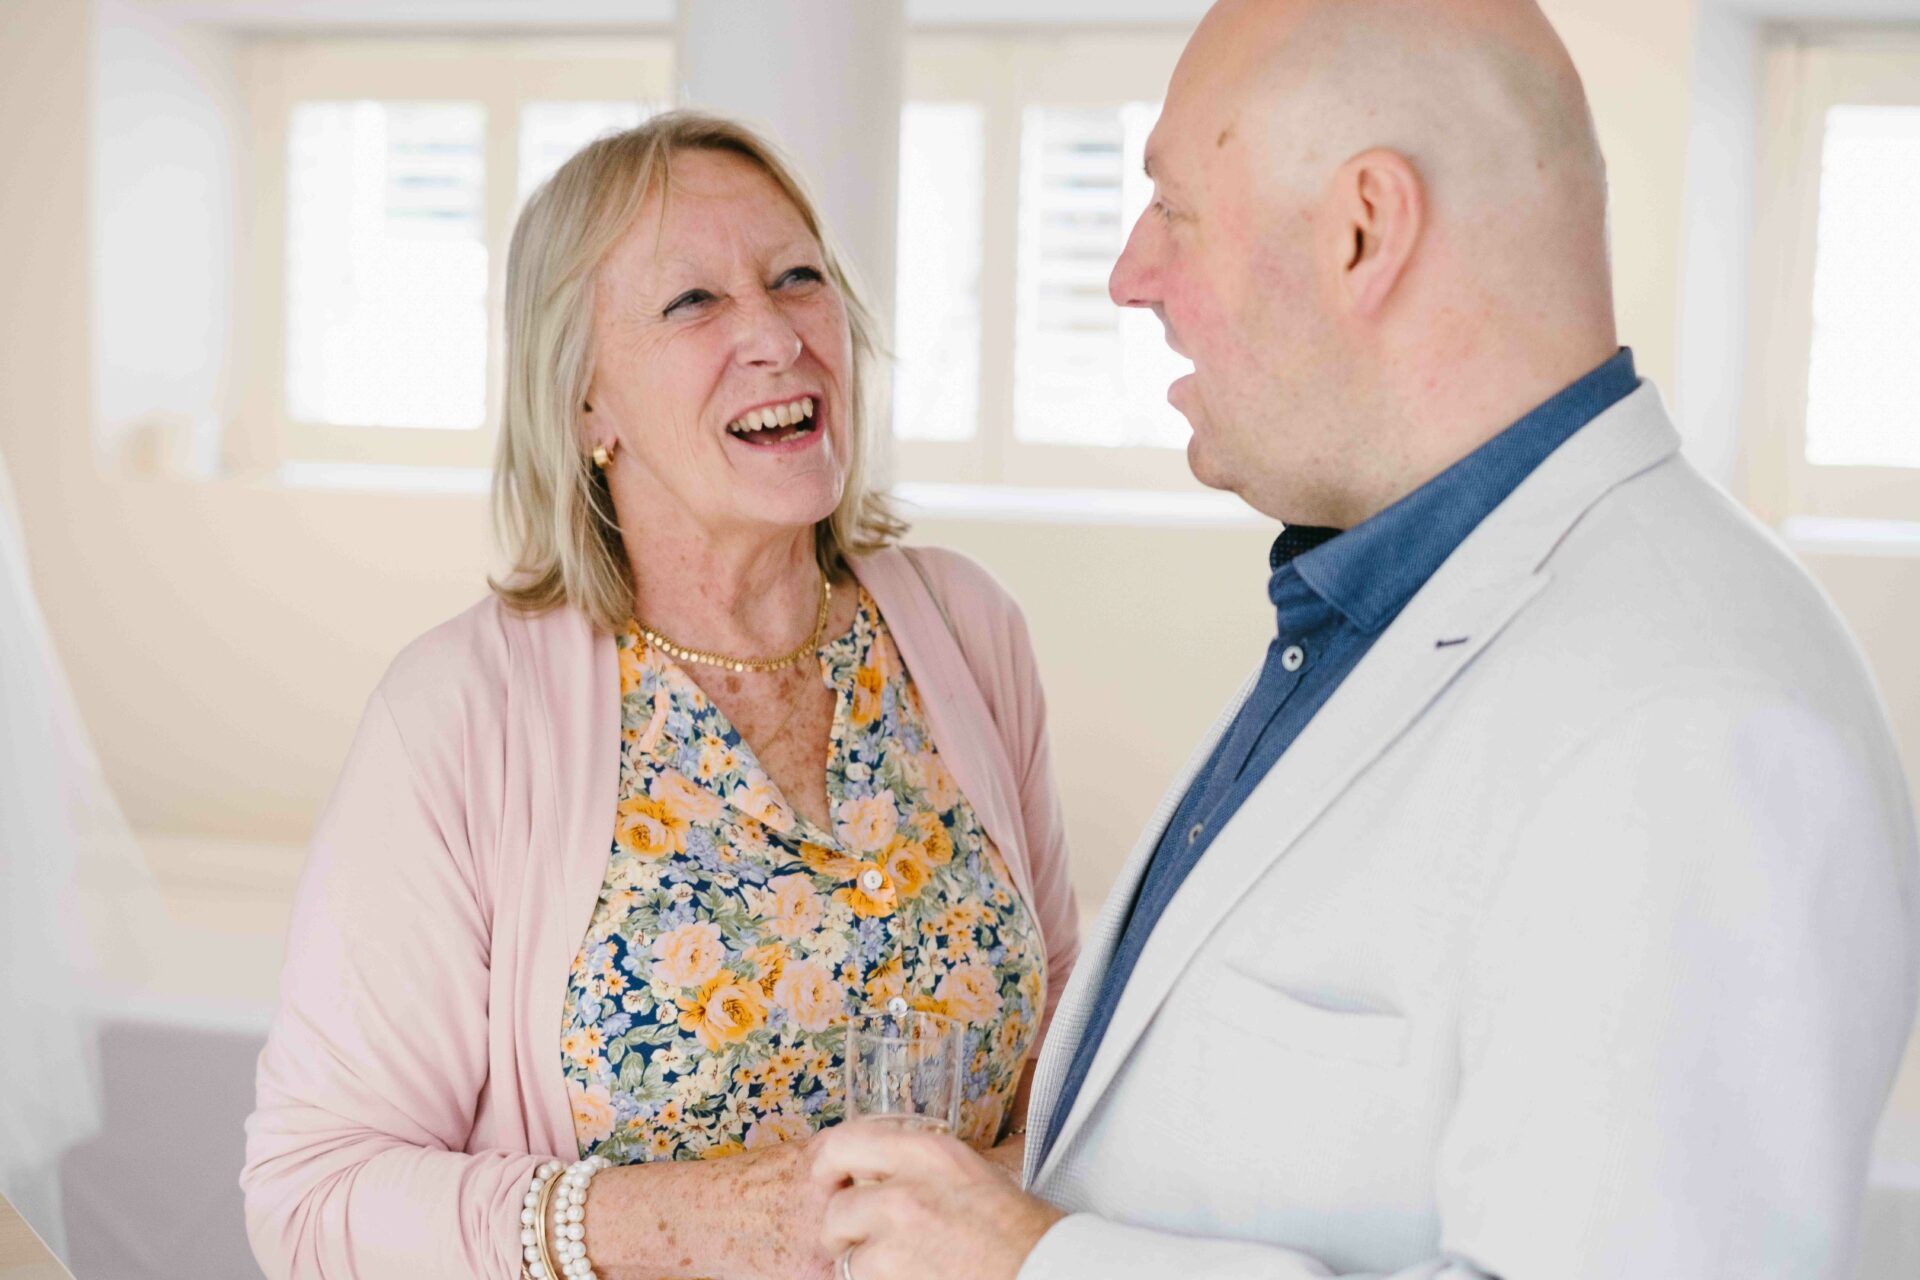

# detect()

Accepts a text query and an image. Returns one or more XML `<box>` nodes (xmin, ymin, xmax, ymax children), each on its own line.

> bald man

<box><xmin>810</xmin><ymin>2</ymin><xmax>1920</xmax><ymax>1277</ymax></box>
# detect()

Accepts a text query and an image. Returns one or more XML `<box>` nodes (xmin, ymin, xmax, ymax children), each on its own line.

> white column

<box><xmin>674</xmin><ymin>0</ymin><xmax>904</xmax><ymax>334</ymax></box>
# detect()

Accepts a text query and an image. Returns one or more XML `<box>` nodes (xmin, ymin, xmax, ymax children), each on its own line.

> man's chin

<box><xmin>1184</xmin><ymin>431</ymin><xmax>1234</xmax><ymax>494</ymax></box>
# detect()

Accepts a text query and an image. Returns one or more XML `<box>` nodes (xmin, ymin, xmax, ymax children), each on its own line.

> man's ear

<box><xmin>1329</xmin><ymin>147</ymin><xmax>1424</xmax><ymax>319</ymax></box>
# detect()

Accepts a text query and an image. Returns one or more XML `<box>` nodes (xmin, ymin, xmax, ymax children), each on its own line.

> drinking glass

<box><xmin>842</xmin><ymin>1007</ymin><xmax>965</xmax><ymax>1138</ymax></box>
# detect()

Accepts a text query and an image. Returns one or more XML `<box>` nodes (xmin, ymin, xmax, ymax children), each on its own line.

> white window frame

<box><xmin>897</xmin><ymin>30</ymin><xmax>1199</xmax><ymax>492</ymax></box>
<box><xmin>238</xmin><ymin>36</ymin><xmax>671</xmax><ymax>471</ymax></box>
<box><xmin>1745</xmin><ymin>28</ymin><xmax>1920</xmax><ymax>527</ymax></box>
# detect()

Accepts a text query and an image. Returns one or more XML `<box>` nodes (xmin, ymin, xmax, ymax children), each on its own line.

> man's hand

<box><xmin>810</xmin><ymin>1121</ymin><xmax>1065</xmax><ymax>1280</ymax></box>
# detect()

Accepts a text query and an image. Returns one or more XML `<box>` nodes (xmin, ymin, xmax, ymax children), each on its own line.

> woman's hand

<box><xmin>581</xmin><ymin>1134</ymin><xmax>838</xmax><ymax>1280</ymax></box>
<box><xmin>720</xmin><ymin>1134</ymin><xmax>842</xmax><ymax>1280</ymax></box>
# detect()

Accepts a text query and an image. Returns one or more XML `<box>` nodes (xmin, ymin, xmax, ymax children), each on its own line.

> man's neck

<box><xmin>1260</xmin><ymin>336</ymin><xmax>1623</xmax><ymax>529</ymax></box>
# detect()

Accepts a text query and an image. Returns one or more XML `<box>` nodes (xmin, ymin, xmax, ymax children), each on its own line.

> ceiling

<box><xmin>1706</xmin><ymin>0</ymin><xmax>1919</xmax><ymax>18</ymax></box>
<box><xmin>139</xmin><ymin>0</ymin><xmax>1215</xmax><ymax>30</ymax></box>
<box><xmin>135</xmin><ymin>0</ymin><xmax>1920</xmax><ymax>33</ymax></box>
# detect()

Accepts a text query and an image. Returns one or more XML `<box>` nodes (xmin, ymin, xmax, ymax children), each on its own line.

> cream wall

<box><xmin>1</xmin><ymin>0</ymin><xmax>1914</xmax><ymax>953</ymax></box>
<box><xmin>7</xmin><ymin>0</ymin><xmax>1704</xmax><ymax>877</ymax></box>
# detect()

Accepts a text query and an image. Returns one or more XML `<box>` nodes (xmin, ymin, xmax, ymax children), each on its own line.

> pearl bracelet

<box><xmin>520</xmin><ymin>1160</ymin><xmax>564</xmax><ymax>1280</ymax></box>
<box><xmin>520</xmin><ymin>1155</ymin><xmax>613</xmax><ymax>1280</ymax></box>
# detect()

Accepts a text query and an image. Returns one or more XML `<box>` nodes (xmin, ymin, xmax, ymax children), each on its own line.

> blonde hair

<box><xmin>489</xmin><ymin>110</ymin><xmax>904</xmax><ymax>633</ymax></box>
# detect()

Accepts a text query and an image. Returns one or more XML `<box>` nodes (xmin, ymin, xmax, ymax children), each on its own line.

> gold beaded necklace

<box><xmin>635</xmin><ymin>573</ymin><xmax>832</xmax><ymax>674</ymax></box>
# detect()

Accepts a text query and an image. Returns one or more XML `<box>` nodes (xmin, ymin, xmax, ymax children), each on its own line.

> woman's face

<box><xmin>586</xmin><ymin>149</ymin><xmax>854</xmax><ymax>548</ymax></box>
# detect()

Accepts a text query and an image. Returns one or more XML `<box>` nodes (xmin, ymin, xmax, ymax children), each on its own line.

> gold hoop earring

<box><xmin>591</xmin><ymin>445</ymin><xmax>611</xmax><ymax>469</ymax></box>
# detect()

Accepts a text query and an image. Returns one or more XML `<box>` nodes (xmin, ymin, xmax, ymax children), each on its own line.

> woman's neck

<box><xmin>624</xmin><ymin>523</ymin><xmax>826</xmax><ymax>659</ymax></box>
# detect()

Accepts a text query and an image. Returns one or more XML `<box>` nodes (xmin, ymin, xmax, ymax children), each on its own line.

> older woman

<box><xmin>241</xmin><ymin>111</ymin><xmax>1078</xmax><ymax>1280</ymax></box>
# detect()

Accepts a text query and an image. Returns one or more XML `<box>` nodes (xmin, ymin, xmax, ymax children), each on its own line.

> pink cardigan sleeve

<box><xmin>241</xmin><ymin>690</ymin><xmax>538</xmax><ymax>1280</ymax></box>
<box><xmin>912</xmin><ymin>548</ymin><xmax>1081</xmax><ymax>1049</ymax></box>
<box><xmin>997</xmin><ymin>597</ymin><xmax>1081</xmax><ymax>1048</ymax></box>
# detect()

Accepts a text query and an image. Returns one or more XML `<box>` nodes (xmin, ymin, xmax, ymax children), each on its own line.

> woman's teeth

<box><xmin>727</xmin><ymin>396</ymin><xmax>816</xmax><ymax>437</ymax></box>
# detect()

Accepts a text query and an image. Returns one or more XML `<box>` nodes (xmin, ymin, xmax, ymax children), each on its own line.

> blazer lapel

<box><xmin>1034</xmin><ymin>383</ymin><xmax>1683</xmax><ymax>1185</ymax></box>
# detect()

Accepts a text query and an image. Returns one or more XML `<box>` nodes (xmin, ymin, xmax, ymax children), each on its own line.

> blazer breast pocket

<box><xmin>1192</xmin><ymin>961</ymin><xmax>1410</xmax><ymax>1069</ymax></box>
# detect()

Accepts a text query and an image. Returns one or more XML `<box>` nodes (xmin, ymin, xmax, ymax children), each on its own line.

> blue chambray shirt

<box><xmin>1037</xmin><ymin>348</ymin><xmax>1641</xmax><ymax>1162</ymax></box>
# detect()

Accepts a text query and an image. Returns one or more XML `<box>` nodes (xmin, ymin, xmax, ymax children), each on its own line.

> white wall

<box><xmin>1676</xmin><ymin>4</ymin><xmax>1762</xmax><ymax>484</ymax></box>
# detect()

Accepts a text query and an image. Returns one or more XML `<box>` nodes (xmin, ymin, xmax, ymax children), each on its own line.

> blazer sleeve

<box><xmin>241</xmin><ymin>690</ymin><xmax>541</xmax><ymax>1280</ymax></box>
<box><xmin>1019</xmin><ymin>685</ymin><xmax>1919</xmax><ymax>1280</ymax></box>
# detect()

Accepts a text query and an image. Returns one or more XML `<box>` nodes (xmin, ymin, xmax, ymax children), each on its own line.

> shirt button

<box><xmin>1187</xmin><ymin>822</ymin><xmax>1205</xmax><ymax>845</ymax></box>
<box><xmin>886</xmin><ymin>995</ymin><xmax>910</xmax><ymax>1016</ymax></box>
<box><xmin>1280</xmin><ymin>644</ymin><xmax>1306</xmax><ymax>672</ymax></box>
<box><xmin>860</xmin><ymin>868</ymin><xmax>885</xmax><ymax>892</ymax></box>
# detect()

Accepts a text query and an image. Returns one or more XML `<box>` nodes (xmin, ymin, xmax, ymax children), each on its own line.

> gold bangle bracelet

<box><xmin>533</xmin><ymin>1165</ymin><xmax>563</xmax><ymax>1280</ymax></box>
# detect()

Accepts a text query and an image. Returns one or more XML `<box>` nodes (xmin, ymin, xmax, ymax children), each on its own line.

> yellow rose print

<box><xmin>747</xmin><ymin>942</ymin><xmax>786</xmax><ymax>1000</ymax></box>
<box><xmin>835</xmin><ymin>862</ymin><xmax>898</xmax><ymax>918</ymax></box>
<box><xmin>935</xmin><ymin>962</ymin><xmax>1004</xmax><ymax>1024</ymax></box>
<box><xmin>773</xmin><ymin>958</ymin><xmax>846</xmax><ymax>1032</ymax></box>
<box><xmin>836</xmin><ymin>791</ymin><xmax>899</xmax><ymax>854</ymax></box>
<box><xmin>851</xmin><ymin>664</ymin><xmax>885</xmax><ymax>727</ymax></box>
<box><xmin>863</xmin><ymin>953</ymin><xmax>906</xmax><ymax>1006</ymax></box>
<box><xmin>655</xmin><ymin>769</ymin><xmax>725</xmax><ymax>825</ymax></box>
<box><xmin>615</xmin><ymin>792</ymin><xmax>687</xmax><ymax>859</ymax></box>
<box><xmin>617</xmin><ymin>642</ymin><xmax>647</xmax><ymax>698</ymax></box>
<box><xmin>915</xmin><ymin>812</ymin><xmax>955</xmax><ymax>866</ymax></box>
<box><xmin>569</xmin><ymin>1077</ymin><xmax>616</xmax><ymax>1146</ymax></box>
<box><xmin>678</xmin><ymin>971</ymin><xmax>769</xmax><ymax>1051</ymax></box>
<box><xmin>799</xmin><ymin>842</ymin><xmax>862</xmax><ymax>880</ymax></box>
<box><xmin>883</xmin><ymin>837</ymin><xmax>932</xmax><ymax>900</ymax></box>
<box><xmin>651</xmin><ymin>920</ymin><xmax>726</xmax><ymax>989</ymax></box>
<box><xmin>745</xmin><ymin>1113</ymin><xmax>815</xmax><ymax>1148</ymax></box>
<box><xmin>764</xmin><ymin>873</ymin><xmax>824</xmax><ymax>938</ymax></box>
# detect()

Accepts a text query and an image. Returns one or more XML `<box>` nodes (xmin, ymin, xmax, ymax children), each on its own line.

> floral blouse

<box><xmin>559</xmin><ymin>588</ymin><xmax>1046</xmax><ymax>1164</ymax></box>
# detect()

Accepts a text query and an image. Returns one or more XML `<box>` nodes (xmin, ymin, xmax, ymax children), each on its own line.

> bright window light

<box><xmin>1013</xmin><ymin>102</ymin><xmax>1190</xmax><ymax>450</ymax></box>
<box><xmin>893</xmin><ymin>102</ymin><xmax>985</xmax><ymax>443</ymax></box>
<box><xmin>1805</xmin><ymin>105</ymin><xmax>1920</xmax><ymax>470</ymax></box>
<box><xmin>286</xmin><ymin>101</ymin><xmax>488</xmax><ymax>430</ymax></box>
<box><xmin>517</xmin><ymin>100</ymin><xmax>658</xmax><ymax>207</ymax></box>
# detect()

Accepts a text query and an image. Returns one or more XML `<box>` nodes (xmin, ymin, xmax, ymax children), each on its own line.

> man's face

<box><xmin>1108</xmin><ymin>10</ymin><xmax>1345</xmax><ymax>518</ymax></box>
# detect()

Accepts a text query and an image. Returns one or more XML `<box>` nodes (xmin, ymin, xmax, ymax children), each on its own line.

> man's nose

<box><xmin>1109</xmin><ymin>212</ymin><xmax>1157</xmax><ymax>309</ymax></box>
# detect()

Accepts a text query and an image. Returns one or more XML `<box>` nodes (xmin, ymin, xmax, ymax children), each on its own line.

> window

<box><xmin>242</xmin><ymin>31</ymin><xmax>1196</xmax><ymax>491</ymax></box>
<box><xmin>893</xmin><ymin>32</ymin><xmax>1196</xmax><ymax>490</ymax></box>
<box><xmin>242</xmin><ymin>38</ymin><xmax>670</xmax><ymax>470</ymax></box>
<box><xmin>1013</xmin><ymin>103</ymin><xmax>1187</xmax><ymax>452</ymax></box>
<box><xmin>893</xmin><ymin>102</ymin><xmax>985</xmax><ymax>445</ymax></box>
<box><xmin>285</xmin><ymin>102</ymin><xmax>489</xmax><ymax>432</ymax></box>
<box><xmin>1748</xmin><ymin>33</ymin><xmax>1920</xmax><ymax>526</ymax></box>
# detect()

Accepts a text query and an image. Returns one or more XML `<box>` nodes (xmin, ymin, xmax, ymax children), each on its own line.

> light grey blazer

<box><xmin>1020</xmin><ymin>383</ymin><xmax>1920</xmax><ymax>1279</ymax></box>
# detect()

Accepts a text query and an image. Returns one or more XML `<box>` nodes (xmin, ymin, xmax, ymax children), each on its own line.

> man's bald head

<box><xmin>1114</xmin><ymin>0</ymin><xmax>1621</xmax><ymax>526</ymax></box>
<box><xmin>1183</xmin><ymin>0</ymin><xmax>1605</xmax><ymax>204</ymax></box>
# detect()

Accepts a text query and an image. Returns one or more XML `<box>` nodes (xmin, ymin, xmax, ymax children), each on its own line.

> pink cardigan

<box><xmin>241</xmin><ymin>545</ymin><xmax>1080</xmax><ymax>1279</ymax></box>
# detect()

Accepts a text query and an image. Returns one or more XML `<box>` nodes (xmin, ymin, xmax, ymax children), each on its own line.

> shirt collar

<box><xmin>1276</xmin><ymin>347</ymin><xmax>1639</xmax><ymax>632</ymax></box>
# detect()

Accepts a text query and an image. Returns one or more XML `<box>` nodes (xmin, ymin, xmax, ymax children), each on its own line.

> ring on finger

<box><xmin>838</xmin><ymin>1244</ymin><xmax>861</xmax><ymax>1280</ymax></box>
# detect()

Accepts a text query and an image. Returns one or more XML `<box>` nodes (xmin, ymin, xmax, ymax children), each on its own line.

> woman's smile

<box><xmin>722</xmin><ymin>391</ymin><xmax>825</xmax><ymax>456</ymax></box>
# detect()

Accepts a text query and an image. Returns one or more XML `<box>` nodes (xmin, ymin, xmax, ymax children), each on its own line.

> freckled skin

<box><xmin>677</xmin><ymin>575</ymin><xmax>859</xmax><ymax>833</ymax></box>
<box><xmin>580</xmin><ymin>1137</ymin><xmax>840</xmax><ymax>1280</ymax></box>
